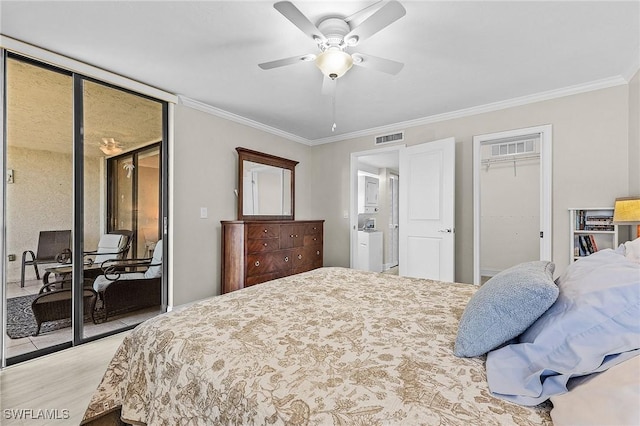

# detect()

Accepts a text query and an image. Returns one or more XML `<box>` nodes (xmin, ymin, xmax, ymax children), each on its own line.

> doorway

<box><xmin>473</xmin><ymin>125</ymin><xmax>552</xmax><ymax>285</ymax></box>
<box><xmin>350</xmin><ymin>138</ymin><xmax>456</xmax><ymax>281</ymax></box>
<box><xmin>350</xmin><ymin>146</ymin><xmax>401</xmax><ymax>273</ymax></box>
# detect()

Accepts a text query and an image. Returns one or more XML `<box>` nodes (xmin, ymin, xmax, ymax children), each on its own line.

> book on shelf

<box><xmin>584</xmin><ymin>215</ymin><xmax>614</xmax><ymax>231</ymax></box>
<box><xmin>576</xmin><ymin>234</ymin><xmax>599</xmax><ymax>257</ymax></box>
<box><xmin>575</xmin><ymin>211</ymin><xmax>614</xmax><ymax>231</ymax></box>
<box><xmin>588</xmin><ymin>234</ymin><xmax>598</xmax><ymax>252</ymax></box>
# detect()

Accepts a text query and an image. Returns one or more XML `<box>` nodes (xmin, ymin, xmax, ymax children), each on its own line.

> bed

<box><xmin>81</xmin><ymin>245</ymin><xmax>640</xmax><ymax>425</ymax></box>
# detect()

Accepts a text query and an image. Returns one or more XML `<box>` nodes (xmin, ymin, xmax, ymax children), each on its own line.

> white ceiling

<box><xmin>1</xmin><ymin>1</ymin><xmax>638</xmax><ymax>145</ymax></box>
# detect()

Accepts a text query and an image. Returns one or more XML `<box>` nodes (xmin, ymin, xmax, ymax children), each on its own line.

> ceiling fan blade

<box><xmin>344</xmin><ymin>1</ymin><xmax>385</xmax><ymax>28</ymax></box>
<box><xmin>352</xmin><ymin>53</ymin><xmax>404</xmax><ymax>75</ymax></box>
<box><xmin>321</xmin><ymin>76</ymin><xmax>336</xmax><ymax>96</ymax></box>
<box><xmin>344</xmin><ymin>1</ymin><xmax>406</xmax><ymax>46</ymax></box>
<box><xmin>259</xmin><ymin>54</ymin><xmax>316</xmax><ymax>70</ymax></box>
<box><xmin>274</xmin><ymin>1</ymin><xmax>326</xmax><ymax>43</ymax></box>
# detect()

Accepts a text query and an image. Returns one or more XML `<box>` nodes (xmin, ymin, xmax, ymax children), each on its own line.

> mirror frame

<box><xmin>237</xmin><ymin>147</ymin><xmax>298</xmax><ymax>221</ymax></box>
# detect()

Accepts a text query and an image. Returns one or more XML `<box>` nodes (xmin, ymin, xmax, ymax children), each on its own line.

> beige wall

<box><xmin>629</xmin><ymin>70</ymin><xmax>640</xmax><ymax>195</ymax></box>
<box><xmin>171</xmin><ymin>104</ymin><xmax>315</xmax><ymax>306</ymax></box>
<box><xmin>170</xmin><ymin>82</ymin><xmax>633</xmax><ymax>304</ymax></box>
<box><xmin>6</xmin><ymin>147</ymin><xmax>102</xmax><ymax>282</ymax></box>
<box><xmin>309</xmin><ymin>85</ymin><xmax>630</xmax><ymax>283</ymax></box>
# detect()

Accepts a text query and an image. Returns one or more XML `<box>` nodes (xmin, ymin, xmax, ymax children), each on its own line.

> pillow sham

<box><xmin>486</xmin><ymin>249</ymin><xmax>640</xmax><ymax>405</ymax></box>
<box><xmin>624</xmin><ymin>237</ymin><xmax>640</xmax><ymax>263</ymax></box>
<box><xmin>454</xmin><ymin>260</ymin><xmax>557</xmax><ymax>358</ymax></box>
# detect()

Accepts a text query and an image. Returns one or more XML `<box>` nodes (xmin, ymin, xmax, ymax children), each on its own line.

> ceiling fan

<box><xmin>259</xmin><ymin>1</ymin><xmax>406</xmax><ymax>91</ymax></box>
<box><xmin>100</xmin><ymin>137</ymin><xmax>123</xmax><ymax>156</ymax></box>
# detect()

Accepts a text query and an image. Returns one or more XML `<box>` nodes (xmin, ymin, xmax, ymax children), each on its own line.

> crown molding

<box><xmin>309</xmin><ymin>75</ymin><xmax>629</xmax><ymax>145</ymax></box>
<box><xmin>162</xmin><ymin>76</ymin><xmax>630</xmax><ymax>147</ymax></box>
<box><xmin>177</xmin><ymin>96</ymin><xmax>312</xmax><ymax>146</ymax></box>
<box><xmin>621</xmin><ymin>51</ymin><xmax>640</xmax><ymax>82</ymax></box>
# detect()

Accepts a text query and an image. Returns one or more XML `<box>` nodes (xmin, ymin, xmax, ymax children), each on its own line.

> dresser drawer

<box><xmin>247</xmin><ymin>238</ymin><xmax>280</xmax><ymax>254</ymax></box>
<box><xmin>292</xmin><ymin>245</ymin><xmax>323</xmax><ymax>269</ymax></box>
<box><xmin>303</xmin><ymin>233</ymin><xmax>322</xmax><ymax>246</ymax></box>
<box><xmin>247</xmin><ymin>250</ymin><xmax>292</xmax><ymax>276</ymax></box>
<box><xmin>247</xmin><ymin>223</ymin><xmax>280</xmax><ymax>239</ymax></box>
<box><xmin>280</xmin><ymin>224</ymin><xmax>305</xmax><ymax>248</ymax></box>
<box><xmin>304</xmin><ymin>222</ymin><xmax>323</xmax><ymax>235</ymax></box>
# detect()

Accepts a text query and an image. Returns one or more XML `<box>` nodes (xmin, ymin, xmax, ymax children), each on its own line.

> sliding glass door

<box><xmin>81</xmin><ymin>79</ymin><xmax>164</xmax><ymax>341</ymax></box>
<box><xmin>4</xmin><ymin>56</ymin><xmax>74</xmax><ymax>360</ymax></box>
<box><xmin>2</xmin><ymin>53</ymin><xmax>168</xmax><ymax>364</ymax></box>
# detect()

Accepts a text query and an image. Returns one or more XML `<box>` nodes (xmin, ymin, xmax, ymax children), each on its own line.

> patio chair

<box><xmin>31</xmin><ymin>279</ymin><xmax>97</xmax><ymax>336</ymax></box>
<box><xmin>21</xmin><ymin>230</ymin><xmax>71</xmax><ymax>288</ymax></box>
<box><xmin>83</xmin><ymin>230</ymin><xmax>133</xmax><ymax>280</ymax></box>
<box><xmin>84</xmin><ymin>230</ymin><xmax>133</xmax><ymax>265</ymax></box>
<box><xmin>92</xmin><ymin>240</ymin><xmax>162</xmax><ymax>322</ymax></box>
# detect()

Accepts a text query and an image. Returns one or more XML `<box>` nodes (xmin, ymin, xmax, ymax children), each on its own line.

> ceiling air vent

<box><xmin>375</xmin><ymin>131</ymin><xmax>404</xmax><ymax>145</ymax></box>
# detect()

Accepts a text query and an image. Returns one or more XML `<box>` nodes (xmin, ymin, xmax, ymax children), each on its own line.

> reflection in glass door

<box><xmin>4</xmin><ymin>56</ymin><xmax>74</xmax><ymax>361</ymax></box>
<box><xmin>108</xmin><ymin>145</ymin><xmax>161</xmax><ymax>259</ymax></box>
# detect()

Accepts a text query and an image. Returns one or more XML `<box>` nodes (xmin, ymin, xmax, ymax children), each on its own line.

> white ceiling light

<box><xmin>315</xmin><ymin>48</ymin><xmax>353</xmax><ymax>80</ymax></box>
<box><xmin>100</xmin><ymin>137</ymin><xmax>123</xmax><ymax>155</ymax></box>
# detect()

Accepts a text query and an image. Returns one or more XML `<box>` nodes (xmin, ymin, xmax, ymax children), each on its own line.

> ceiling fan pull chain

<box><xmin>331</xmin><ymin>94</ymin><xmax>337</xmax><ymax>132</ymax></box>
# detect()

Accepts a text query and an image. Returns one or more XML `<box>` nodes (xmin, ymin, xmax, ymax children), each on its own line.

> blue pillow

<box><xmin>454</xmin><ymin>261</ymin><xmax>557</xmax><ymax>358</ymax></box>
<box><xmin>486</xmin><ymin>249</ymin><xmax>640</xmax><ymax>405</ymax></box>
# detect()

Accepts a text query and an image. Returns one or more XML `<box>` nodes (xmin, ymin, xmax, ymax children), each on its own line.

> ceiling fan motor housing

<box><xmin>317</xmin><ymin>18</ymin><xmax>351</xmax><ymax>50</ymax></box>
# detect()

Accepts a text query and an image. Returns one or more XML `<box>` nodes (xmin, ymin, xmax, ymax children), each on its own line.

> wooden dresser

<box><xmin>221</xmin><ymin>220</ymin><xmax>324</xmax><ymax>293</ymax></box>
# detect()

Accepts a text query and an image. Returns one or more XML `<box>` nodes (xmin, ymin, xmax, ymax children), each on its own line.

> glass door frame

<box><xmin>106</xmin><ymin>142</ymin><xmax>162</xmax><ymax>261</ymax></box>
<box><xmin>1</xmin><ymin>51</ymin><xmax>169</xmax><ymax>365</ymax></box>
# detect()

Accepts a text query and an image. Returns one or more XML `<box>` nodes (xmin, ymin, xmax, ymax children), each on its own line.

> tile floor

<box><xmin>5</xmin><ymin>278</ymin><xmax>162</xmax><ymax>359</ymax></box>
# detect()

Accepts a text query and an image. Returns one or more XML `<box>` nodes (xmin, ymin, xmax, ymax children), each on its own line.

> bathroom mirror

<box><xmin>237</xmin><ymin>147</ymin><xmax>298</xmax><ymax>221</ymax></box>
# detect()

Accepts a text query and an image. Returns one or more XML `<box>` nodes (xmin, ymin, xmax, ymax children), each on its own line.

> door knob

<box><xmin>438</xmin><ymin>228</ymin><xmax>453</xmax><ymax>233</ymax></box>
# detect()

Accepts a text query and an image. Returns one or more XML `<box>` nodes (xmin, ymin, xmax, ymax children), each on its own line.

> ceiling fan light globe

<box><xmin>315</xmin><ymin>49</ymin><xmax>353</xmax><ymax>79</ymax></box>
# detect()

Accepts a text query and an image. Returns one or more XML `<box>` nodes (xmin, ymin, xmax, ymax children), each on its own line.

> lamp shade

<box><xmin>613</xmin><ymin>197</ymin><xmax>640</xmax><ymax>224</ymax></box>
<box><xmin>315</xmin><ymin>48</ymin><xmax>353</xmax><ymax>80</ymax></box>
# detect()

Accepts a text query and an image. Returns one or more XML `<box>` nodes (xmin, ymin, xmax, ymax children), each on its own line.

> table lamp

<box><xmin>613</xmin><ymin>196</ymin><xmax>640</xmax><ymax>238</ymax></box>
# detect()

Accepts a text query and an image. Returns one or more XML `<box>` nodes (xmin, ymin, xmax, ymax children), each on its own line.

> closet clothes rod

<box><xmin>480</xmin><ymin>153</ymin><xmax>540</xmax><ymax>165</ymax></box>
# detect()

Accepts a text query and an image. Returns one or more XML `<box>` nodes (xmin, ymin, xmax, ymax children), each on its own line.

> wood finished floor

<box><xmin>0</xmin><ymin>330</ymin><xmax>128</xmax><ymax>425</ymax></box>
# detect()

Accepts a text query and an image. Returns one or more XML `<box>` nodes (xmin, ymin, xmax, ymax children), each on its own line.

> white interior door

<box><xmin>399</xmin><ymin>138</ymin><xmax>456</xmax><ymax>281</ymax></box>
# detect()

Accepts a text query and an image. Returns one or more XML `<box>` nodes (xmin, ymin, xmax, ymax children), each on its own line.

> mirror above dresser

<box><xmin>236</xmin><ymin>147</ymin><xmax>298</xmax><ymax>221</ymax></box>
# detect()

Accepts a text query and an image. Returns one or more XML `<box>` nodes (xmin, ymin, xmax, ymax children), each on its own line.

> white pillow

<box><xmin>94</xmin><ymin>234</ymin><xmax>125</xmax><ymax>264</ymax></box>
<box><xmin>624</xmin><ymin>237</ymin><xmax>640</xmax><ymax>263</ymax></box>
<box><xmin>550</xmin><ymin>355</ymin><xmax>640</xmax><ymax>426</ymax></box>
<box><xmin>144</xmin><ymin>240</ymin><xmax>162</xmax><ymax>279</ymax></box>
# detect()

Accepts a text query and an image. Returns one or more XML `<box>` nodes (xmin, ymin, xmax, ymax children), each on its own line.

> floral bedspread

<box><xmin>82</xmin><ymin>267</ymin><xmax>551</xmax><ymax>425</ymax></box>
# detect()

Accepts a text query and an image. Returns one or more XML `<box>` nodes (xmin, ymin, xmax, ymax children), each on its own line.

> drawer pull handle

<box><xmin>263</xmin><ymin>243</ymin><xmax>268</xmax><ymax>247</ymax></box>
<box><xmin>290</xmin><ymin>234</ymin><xmax>294</xmax><ymax>238</ymax></box>
<box><xmin>313</xmin><ymin>237</ymin><xmax>317</xmax><ymax>241</ymax></box>
<box><xmin>255</xmin><ymin>261</ymin><xmax>260</xmax><ymax>267</ymax></box>
<box><xmin>284</xmin><ymin>256</ymin><xmax>289</xmax><ymax>262</ymax></box>
<box><xmin>264</xmin><ymin>229</ymin><xmax>268</xmax><ymax>233</ymax></box>
<box><xmin>316</xmin><ymin>250</ymin><xmax>320</xmax><ymax>255</ymax></box>
<box><xmin>295</xmin><ymin>234</ymin><xmax>299</xmax><ymax>238</ymax></box>
<box><xmin>297</xmin><ymin>254</ymin><xmax>302</xmax><ymax>260</ymax></box>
